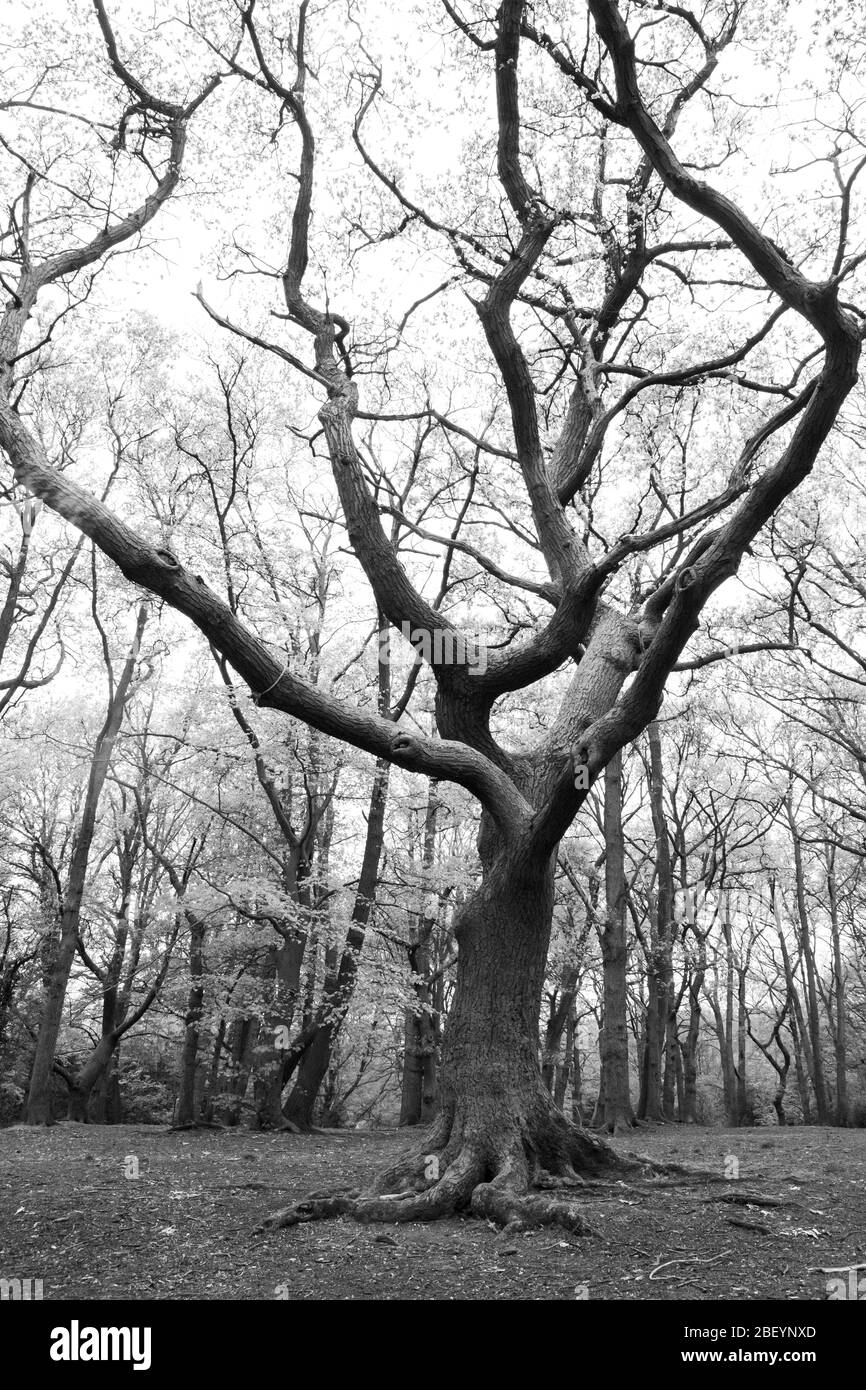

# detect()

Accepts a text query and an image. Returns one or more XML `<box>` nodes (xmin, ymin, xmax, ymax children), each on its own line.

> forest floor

<box><xmin>0</xmin><ymin>1122</ymin><xmax>863</xmax><ymax>1300</ymax></box>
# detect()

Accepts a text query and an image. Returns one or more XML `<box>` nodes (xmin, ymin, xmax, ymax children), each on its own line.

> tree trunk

<box><xmin>774</xmin><ymin>897</ymin><xmax>814</xmax><ymax>1124</ymax></box>
<box><xmin>541</xmin><ymin>963</ymin><xmax>578</xmax><ymax>1098</ymax></box>
<box><xmin>26</xmin><ymin>606</ymin><xmax>146</xmax><ymax>1124</ymax></box>
<box><xmin>594</xmin><ymin>752</ymin><xmax>634</xmax><ymax>1131</ymax></box>
<box><xmin>827</xmin><ymin>853</ymin><xmax>848</xmax><ymax>1126</ymax></box>
<box><xmin>400</xmin><ymin>780</ymin><xmax>443</xmax><ymax>1126</ymax></box>
<box><xmin>382</xmin><ymin>849</ymin><xmax>617</xmax><ymax>1225</ymax></box>
<box><xmin>639</xmin><ymin>722</ymin><xmax>675</xmax><ymax>1122</ymax></box>
<box><xmin>553</xmin><ymin>1003</ymin><xmax>575</xmax><ymax>1111</ymax></box>
<box><xmin>220</xmin><ymin>1016</ymin><xmax>260</xmax><ymax>1125</ymax></box>
<box><xmin>283</xmin><ymin>757</ymin><xmax>389</xmax><ymax>1128</ymax></box>
<box><xmin>252</xmin><ymin>931</ymin><xmax>306</xmax><ymax>1128</ymax></box>
<box><xmin>400</xmin><ymin>934</ymin><xmax>440</xmax><ymax>1126</ymax></box>
<box><xmin>93</xmin><ymin>1055</ymin><xmax>123</xmax><ymax>1124</ymax></box>
<box><xmin>787</xmin><ymin>795</ymin><xmax>830</xmax><ymax>1123</ymax></box>
<box><xmin>67</xmin><ymin>1034</ymin><xmax>117</xmax><ymax>1122</ymax></box>
<box><xmin>735</xmin><ymin>965</ymin><xmax>749</xmax><ymax>1124</ymax></box>
<box><xmin>680</xmin><ymin>958</ymin><xmax>705</xmax><ymax>1124</ymax></box>
<box><xmin>707</xmin><ymin>983</ymin><xmax>736</xmax><ymax>1125</ymax></box>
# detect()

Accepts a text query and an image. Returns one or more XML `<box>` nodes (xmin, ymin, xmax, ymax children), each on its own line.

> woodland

<box><xmin>1</xmin><ymin>0</ymin><xmax>866</xmax><ymax>1290</ymax></box>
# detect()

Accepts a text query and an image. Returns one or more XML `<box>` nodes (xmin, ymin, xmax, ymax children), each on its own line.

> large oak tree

<box><xmin>1</xmin><ymin>0</ymin><xmax>863</xmax><ymax>1227</ymax></box>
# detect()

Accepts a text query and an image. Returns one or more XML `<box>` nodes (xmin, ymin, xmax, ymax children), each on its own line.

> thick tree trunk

<box><xmin>92</xmin><ymin>1055</ymin><xmax>122</xmax><ymax>1124</ymax></box>
<box><xmin>268</xmin><ymin>847</ymin><xmax>620</xmax><ymax>1231</ymax></box>
<box><xmin>281</xmin><ymin>1021</ymin><xmax>334</xmax><ymax>1128</ymax></box>
<box><xmin>412</xmin><ymin>851</ymin><xmax>615</xmax><ymax>1220</ymax></box>
<box><xmin>67</xmin><ymin>1034</ymin><xmax>117</xmax><ymax>1122</ymax></box>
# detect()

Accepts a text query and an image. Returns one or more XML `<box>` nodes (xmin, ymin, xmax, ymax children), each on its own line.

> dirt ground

<box><xmin>0</xmin><ymin>1122</ymin><xmax>863</xmax><ymax>1300</ymax></box>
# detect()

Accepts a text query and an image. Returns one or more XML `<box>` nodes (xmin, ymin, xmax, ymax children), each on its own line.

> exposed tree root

<box><xmin>255</xmin><ymin>1101</ymin><xmax>760</xmax><ymax>1237</ymax></box>
<box><xmin>468</xmin><ymin>1150</ymin><xmax>600</xmax><ymax>1235</ymax></box>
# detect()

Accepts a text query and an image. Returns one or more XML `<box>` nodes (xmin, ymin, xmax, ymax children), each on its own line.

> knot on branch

<box><xmin>391</xmin><ymin>731</ymin><xmax>423</xmax><ymax>763</ymax></box>
<box><xmin>155</xmin><ymin>549</ymin><xmax>180</xmax><ymax>570</ymax></box>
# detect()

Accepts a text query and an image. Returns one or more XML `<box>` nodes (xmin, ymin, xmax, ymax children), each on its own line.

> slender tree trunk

<box><xmin>26</xmin><ymin>606</ymin><xmax>146</xmax><ymax>1124</ymax></box>
<box><xmin>827</xmin><ymin>853</ymin><xmax>848</xmax><ymax>1125</ymax></box>
<box><xmin>176</xmin><ymin>914</ymin><xmax>207</xmax><ymax>1126</ymax></box>
<box><xmin>67</xmin><ymin>914</ymin><xmax>177</xmax><ymax>1122</ymax></box>
<box><xmin>735</xmin><ymin>965</ymin><xmax>748</xmax><ymax>1124</ymax></box>
<box><xmin>787</xmin><ymin>795</ymin><xmax>830</xmax><ymax>1123</ymax></box>
<box><xmin>708</xmin><ymin>981</ymin><xmax>736</xmax><ymax>1125</ymax></box>
<box><xmin>553</xmin><ymin>1002</ymin><xmax>575</xmax><ymax>1111</ymax></box>
<box><xmin>400</xmin><ymin>932</ymin><xmax>440</xmax><ymax>1125</ymax></box>
<box><xmin>595</xmin><ymin>752</ymin><xmax>634</xmax><ymax>1131</ymax></box>
<box><xmin>284</xmin><ymin>757</ymin><xmax>390</xmax><ymax>1128</ymax></box>
<box><xmin>681</xmin><ymin>941</ymin><xmax>706</xmax><ymax>1124</ymax></box>
<box><xmin>200</xmin><ymin>1016</ymin><xmax>226</xmax><ymax>1121</ymax></box>
<box><xmin>542</xmin><ymin>964</ymin><xmax>578</xmax><ymax>1099</ymax></box>
<box><xmin>750</xmin><ymin>998</ymin><xmax>791</xmax><ymax>1128</ymax></box>
<box><xmin>639</xmin><ymin>723</ymin><xmax>674</xmax><ymax>1122</ymax></box>
<box><xmin>776</xmin><ymin>918</ymin><xmax>813</xmax><ymax>1124</ymax></box>
<box><xmin>662</xmin><ymin>1011</ymin><xmax>679</xmax><ymax>1122</ymax></box>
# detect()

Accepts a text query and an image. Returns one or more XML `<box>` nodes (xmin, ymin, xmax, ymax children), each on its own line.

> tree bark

<box><xmin>594</xmin><ymin>752</ymin><xmax>635</xmax><ymax>1131</ymax></box>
